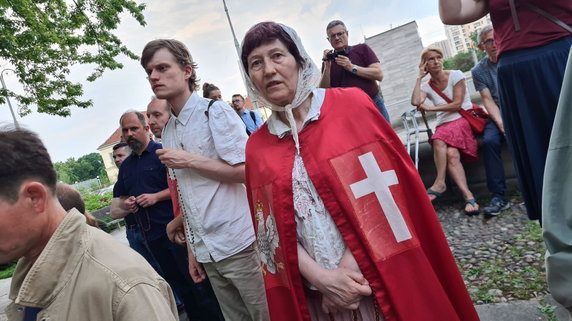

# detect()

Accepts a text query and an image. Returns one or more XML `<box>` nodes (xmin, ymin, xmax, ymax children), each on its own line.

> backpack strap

<box><xmin>203</xmin><ymin>99</ymin><xmax>217</xmax><ymax>119</ymax></box>
<box><xmin>250</xmin><ymin>110</ymin><xmax>257</xmax><ymax>123</ymax></box>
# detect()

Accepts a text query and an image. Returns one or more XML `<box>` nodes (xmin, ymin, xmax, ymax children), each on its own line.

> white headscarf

<box><xmin>241</xmin><ymin>23</ymin><xmax>321</xmax><ymax>154</ymax></box>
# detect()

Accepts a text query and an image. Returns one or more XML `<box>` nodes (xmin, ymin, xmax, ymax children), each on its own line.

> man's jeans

<box><xmin>483</xmin><ymin>119</ymin><xmax>507</xmax><ymax>199</ymax></box>
<box><xmin>373</xmin><ymin>94</ymin><xmax>390</xmax><ymax>123</ymax></box>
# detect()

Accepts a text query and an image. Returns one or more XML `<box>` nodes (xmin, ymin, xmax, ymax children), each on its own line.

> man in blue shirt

<box><xmin>111</xmin><ymin>141</ymin><xmax>184</xmax><ymax>308</ymax></box>
<box><xmin>471</xmin><ymin>25</ymin><xmax>511</xmax><ymax>217</ymax></box>
<box><xmin>111</xmin><ymin>111</ymin><xmax>223</xmax><ymax>321</ymax></box>
<box><xmin>232</xmin><ymin>94</ymin><xmax>263</xmax><ymax>135</ymax></box>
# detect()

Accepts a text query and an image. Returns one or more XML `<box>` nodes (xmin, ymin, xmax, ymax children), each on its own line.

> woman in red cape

<box><xmin>241</xmin><ymin>21</ymin><xmax>479</xmax><ymax>321</ymax></box>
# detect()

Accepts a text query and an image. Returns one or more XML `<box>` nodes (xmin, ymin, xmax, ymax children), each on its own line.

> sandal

<box><xmin>464</xmin><ymin>199</ymin><xmax>480</xmax><ymax>216</ymax></box>
<box><xmin>427</xmin><ymin>188</ymin><xmax>445</xmax><ymax>203</ymax></box>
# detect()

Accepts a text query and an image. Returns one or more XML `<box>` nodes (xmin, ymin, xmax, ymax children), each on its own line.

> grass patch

<box><xmin>538</xmin><ymin>297</ymin><xmax>558</xmax><ymax>321</ymax></box>
<box><xmin>0</xmin><ymin>262</ymin><xmax>17</xmax><ymax>279</ymax></box>
<box><xmin>459</xmin><ymin>212</ymin><xmax>547</xmax><ymax>304</ymax></box>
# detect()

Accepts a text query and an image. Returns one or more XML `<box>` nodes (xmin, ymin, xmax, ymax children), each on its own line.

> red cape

<box><xmin>245</xmin><ymin>88</ymin><xmax>479</xmax><ymax>321</ymax></box>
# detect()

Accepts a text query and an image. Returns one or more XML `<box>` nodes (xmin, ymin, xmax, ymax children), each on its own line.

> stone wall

<box><xmin>365</xmin><ymin>21</ymin><xmax>424</xmax><ymax>125</ymax></box>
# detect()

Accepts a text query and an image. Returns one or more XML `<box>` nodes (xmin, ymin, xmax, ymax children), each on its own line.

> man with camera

<box><xmin>319</xmin><ymin>19</ymin><xmax>390</xmax><ymax>121</ymax></box>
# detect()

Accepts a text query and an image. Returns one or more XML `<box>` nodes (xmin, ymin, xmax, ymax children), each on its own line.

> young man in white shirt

<box><xmin>140</xmin><ymin>39</ymin><xmax>269</xmax><ymax>321</ymax></box>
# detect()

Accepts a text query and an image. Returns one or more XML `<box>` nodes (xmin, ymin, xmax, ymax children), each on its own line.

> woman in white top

<box><xmin>411</xmin><ymin>46</ymin><xmax>480</xmax><ymax>215</ymax></box>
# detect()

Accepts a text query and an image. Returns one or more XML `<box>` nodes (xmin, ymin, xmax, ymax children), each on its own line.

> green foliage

<box><xmin>0</xmin><ymin>262</ymin><xmax>17</xmax><ymax>279</ymax></box>
<box><xmin>83</xmin><ymin>191</ymin><xmax>112</xmax><ymax>212</ymax></box>
<box><xmin>443</xmin><ymin>32</ymin><xmax>485</xmax><ymax>72</ymax></box>
<box><xmin>54</xmin><ymin>152</ymin><xmax>108</xmax><ymax>184</ymax></box>
<box><xmin>0</xmin><ymin>0</ymin><xmax>146</xmax><ymax>116</ymax></box>
<box><xmin>443</xmin><ymin>50</ymin><xmax>485</xmax><ymax>72</ymax></box>
<box><xmin>538</xmin><ymin>300</ymin><xmax>558</xmax><ymax>321</ymax></box>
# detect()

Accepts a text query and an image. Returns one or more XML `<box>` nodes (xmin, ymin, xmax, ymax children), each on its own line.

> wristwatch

<box><xmin>351</xmin><ymin>65</ymin><xmax>358</xmax><ymax>74</ymax></box>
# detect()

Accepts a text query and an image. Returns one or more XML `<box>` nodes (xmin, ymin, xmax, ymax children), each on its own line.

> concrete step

<box><xmin>405</xmin><ymin>138</ymin><xmax>519</xmax><ymax>201</ymax></box>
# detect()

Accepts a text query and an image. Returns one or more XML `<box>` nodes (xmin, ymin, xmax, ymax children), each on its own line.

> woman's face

<box><xmin>247</xmin><ymin>39</ymin><xmax>299</xmax><ymax>106</ymax></box>
<box><xmin>424</xmin><ymin>50</ymin><xmax>443</xmax><ymax>72</ymax></box>
<box><xmin>208</xmin><ymin>89</ymin><xmax>222</xmax><ymax>100</ymax></box>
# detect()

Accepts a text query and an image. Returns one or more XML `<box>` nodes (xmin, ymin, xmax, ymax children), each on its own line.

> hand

<box><xmin>122</xmin><ymin>196</ymin><xmax>139</xmax><ymax>213</ymax></box>
<box><xmin>135</xmin><ymin>193</ymin><xmax>158</xmax><ymax>208</ymax></box>
<box><xmin>321</xmin><ymin>295</ymin><xmax>341</xmax><ymax>314</ymax></box>
<box><xmin>315</xmin><ymin>267</ymin><xmax>371</xmax><ymax>311</ymax></box>
<box><xmin>156</xmin><ymin>148</ymin><xmax>193</xmax><ymax>169</ymax></box>
<box><xmin>418</xmin><ymin>103</ymin><xmax>431</xmax><ymax>112</ymax></box>
<box><xmin>187</xmin><ymin>250</ymin><xmax>207</xmax><ymax>283</ymax></box>
<box><xmin>334</xmin><ymin>55</ymin><xmax>353</xmax><ymax>71</ymax></box>
<box><xmin>166</xmin><ymin>217</ymin><xmax>186</xmax><ymax>245</ymax></box>
<box><xmin>418</xmin><ymin>61</ymin><xmax>429</xmax><ymax>79</ymax></box>
<box><xmin>322</xmin><ymin>49</ymin><xmax>332</xmax><ymax>63</ymax></box>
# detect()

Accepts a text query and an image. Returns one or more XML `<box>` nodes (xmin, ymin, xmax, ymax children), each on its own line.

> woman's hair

<box><xmin>420</xmin><ymin>46</ymin><xmax>444</xmax><ymax>63</ymax></box>
<box><xmin>202</xmin><ymin>82</ymin><xmax>220</xmax><ymax>98</ymax></box>
<box><xmin>241</xmin><ymin>21</ymin><xmax>304</xmax><ymax>75</ymax></box>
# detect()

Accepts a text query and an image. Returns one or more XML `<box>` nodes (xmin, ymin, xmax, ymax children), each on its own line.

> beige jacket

<box><xmin>5</xmin><ymin>209</ymin><xmax>177</xmax><ymax>321</ymax></box>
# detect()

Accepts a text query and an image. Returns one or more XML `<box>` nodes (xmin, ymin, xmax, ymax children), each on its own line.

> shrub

<box><xmin>84</xmin><ymin>192</ymin><xmax>113</xmax><ymax>212</ymax></box>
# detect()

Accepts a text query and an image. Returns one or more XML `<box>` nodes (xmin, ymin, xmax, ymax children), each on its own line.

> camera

<box><xmin>323</xmin><ymin>50</ymin><xmax>349</xmax><ymax>61</ymax></box>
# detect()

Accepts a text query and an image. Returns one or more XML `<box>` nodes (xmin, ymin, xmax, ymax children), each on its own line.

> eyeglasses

<box><xmin>481</xmin><ymin>38</ymin><xmax>494</xmax><ymax>46</ymax></box>
<box><xmin>327</xmin><ymin>31</ymin><xmax>346</xmax><ymax>40</ymax></box>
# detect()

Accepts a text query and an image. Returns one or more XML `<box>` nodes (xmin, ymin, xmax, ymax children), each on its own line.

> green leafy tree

<box><xmin>0</xmin><ymin>0</ymin><xmax>146</xmax><ymax>116</ymax></box>
<box><xmin>443</xmin><ymin>30</ymin><xmax>486</xmax><ymax>72</ymax></box>
<box><xmin>443</xmin><ymin>52</ymin><xmax>474</xmax><ymax>72</ymax></box>
<box><xmin>54</xmin><ymin>152</ymin><xmax>109</xmax><ymax>184</ymax></box>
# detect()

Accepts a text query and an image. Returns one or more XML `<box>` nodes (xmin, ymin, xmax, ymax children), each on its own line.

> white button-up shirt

<box><xmin>162</xmin><ymin>92</ymin><xmax>255</xmax><ymax>262</ymax></box>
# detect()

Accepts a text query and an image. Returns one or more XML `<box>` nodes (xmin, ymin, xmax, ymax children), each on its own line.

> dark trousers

<box><xmin>483</xmin><ymin>119</ymin><xmax>506</xmax><ymax>198</ymax></box>
<box><xmin>126</xmin><ymin>226</ymin><xmax>183</xmax><ymax>306</ymax></box>
<box><xmin>148</xmin><ymin>234</ymin><xmax>224</xmax><ymax>321</ymax></box>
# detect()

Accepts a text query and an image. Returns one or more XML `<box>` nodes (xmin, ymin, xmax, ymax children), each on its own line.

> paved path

<box><xmin>0</xmin><ymin>278</ymin><xmax>9</xmax><ymax>321</ymax></box>
<box><xmin>1</xmin><ymin>227</ymin><xmax>569</xmax><ymax>321</ymax></box>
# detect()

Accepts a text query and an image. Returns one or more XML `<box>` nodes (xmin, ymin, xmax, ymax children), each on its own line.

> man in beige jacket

<box><xmin>0</xmin><ymin>127</ymin><xmax>178</xmax><ymax>321</ymax></box>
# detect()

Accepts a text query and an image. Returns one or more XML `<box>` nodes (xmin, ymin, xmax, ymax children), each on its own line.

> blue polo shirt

<box><xmin>240</xmin><ymin>109</ymin><xmax>263</xmax><ymax>134</ymax></box>
<box><xmin>113</xmin><ymin>140</ymin><xmax>173</xmax><ymax>241</ymax></box>
<box><xmin>471</xmin><ymin>57</ymin><xmax>500</xmax><ymax>106</ymax></box>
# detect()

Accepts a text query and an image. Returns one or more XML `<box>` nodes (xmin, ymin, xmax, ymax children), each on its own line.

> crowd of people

<box><xmin>1</xmin><ymin>1</ymin><xmax>571</xmax><ymax>320</ymax></box>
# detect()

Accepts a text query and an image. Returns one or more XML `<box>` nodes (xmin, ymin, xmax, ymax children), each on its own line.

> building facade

<box><xmin>365</xmin><ymin>21</ymin><xmax>424</xmax><ymax>125</ymax></box>
<box><xmin>445</xmin><ymin>15</ymin><xmax>492</xmax><ymax>56</ymax></box>
<box><xmin>430</xmin><ymin>39</ymin><xmax>454</xmax><ymax>60</ymax></box>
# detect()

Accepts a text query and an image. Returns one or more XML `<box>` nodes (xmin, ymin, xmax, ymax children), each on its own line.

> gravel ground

<box><xmin>434</xmin><ymin>195</ymin><xmax>548</xmax><ymax>305</ymax></box>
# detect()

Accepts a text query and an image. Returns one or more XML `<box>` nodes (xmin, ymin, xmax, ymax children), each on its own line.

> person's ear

<box><xmin>22</xmin><ymin>182</ymin><xmax>50</xmax><ymax>214</ymax></box>
<box><xmin>183</xmin><ymin>65</ymin><xmax>193</xmax><ymax>80</ymax></box>
<box><xmin>477</xmin><ymin>44</ymin><xmax>484</xmax><ymax>51</ymax></box>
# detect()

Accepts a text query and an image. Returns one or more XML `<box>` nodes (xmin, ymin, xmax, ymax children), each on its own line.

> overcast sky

<box><xmin>0</xmin><ymin>0</ymin><xmax>447</xmax><ymax>162</ymax></box>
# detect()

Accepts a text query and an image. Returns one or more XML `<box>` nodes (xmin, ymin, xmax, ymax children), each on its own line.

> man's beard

<box><xmin>127</xmin><ymin>138</ymin><xmax>143</xmax><ymax>152</ymax></box>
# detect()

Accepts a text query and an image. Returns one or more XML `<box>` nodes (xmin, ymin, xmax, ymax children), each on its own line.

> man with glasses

<box><xmin>319</xmin><ymin>19</ymin><xmax>390</xmax><ymax>121</ymax></box>
<box><xmin>232</xmin><ymin>94</ymin><xmax>263</xmax><ymax>135</ymax></box>
<box><xmin>471</xmin><ymin>25</ymin><xmax>512</xmax><ymax>217</ymax></box>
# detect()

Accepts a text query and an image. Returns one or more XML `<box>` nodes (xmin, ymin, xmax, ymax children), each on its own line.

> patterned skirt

<box><xmin>430</xmin><ymin>116</ymin><xmax>478</xmax><ymax>162</ymax></box>
<box><xmin>304</xmin><ymin>287</ymin><xmax>384</xmax><ymax>321</ymax></box>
